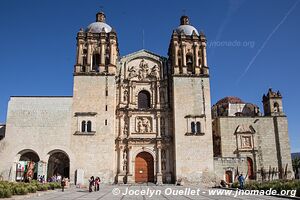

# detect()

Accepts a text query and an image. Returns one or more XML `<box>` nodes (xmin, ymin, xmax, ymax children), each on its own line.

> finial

<box><xmin>180</xmin><ymin>15</ymin><xmax>189</xmax><ymax>25</ymax></box>
<box><xmin>96</xmin><ymin>12</ymin><xmax>106</xmax><ymax>23</ymax></box>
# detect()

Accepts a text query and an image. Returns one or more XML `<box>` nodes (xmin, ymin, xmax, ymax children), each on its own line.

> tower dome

<box><xmin>86</xmin><ymin>12</ymin><xmax>112</xmax><ymax>33</ymax></box>
<box><xmin>175</xmin><ymin>15</ymin><xmax>199</xmax><ymax>36</ymax></box>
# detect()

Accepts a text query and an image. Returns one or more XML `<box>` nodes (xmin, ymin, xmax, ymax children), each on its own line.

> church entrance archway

<box><xmin>135</xmin><ymin>152</ymin><xmax>154</xmax><ymax>183</ymax></box>
<box><xmin>47</xmin><ymin>151</ymin><xmax>70</xmax><ymax>179</ymax></box>
<box><xmin>225</xmin><ymin>170</ymin><xmax>233</xmax><ymax>183</ymax></box>
<box><xmin>247</xmin><ymin>157</ymin><xmax>254</xmax><ymax>179</ymax></box>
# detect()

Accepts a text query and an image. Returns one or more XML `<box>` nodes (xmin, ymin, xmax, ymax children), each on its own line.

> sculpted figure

<box><xmin>128</xmin><ymin>66</ymin><xmax>138</xmax><ymax>79</ymax></box>
<box><xmin>151</xmin><ymin>65</ymin><xmax>160</xmax><ymax>79</ymax></box>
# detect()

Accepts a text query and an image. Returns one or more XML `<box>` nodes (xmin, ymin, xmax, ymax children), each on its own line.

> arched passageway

<box><xmin>47</xmin><ymin>151</ymin><xmax>70</xmax><ymax>179</ymax></box>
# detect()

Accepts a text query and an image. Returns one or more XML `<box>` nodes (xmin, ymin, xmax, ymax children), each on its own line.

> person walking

<box><xmin>238</xmin><ymin>173</ymin><xmax>245</xmax><ymax>189</ymax></box>
<box><xmin>95</xmin><ymin>177</ymin><xmax>100</xmax><ymax>191</ymax></box>
<box><xmin>89</xmin><ymin>176</ymin><xmax>94</xmax><ymax>192</ymax></box>
<box><xmin>61</xmin><ymin>177</ymin><xmax>66</xmax><ymax>192</ymax></box>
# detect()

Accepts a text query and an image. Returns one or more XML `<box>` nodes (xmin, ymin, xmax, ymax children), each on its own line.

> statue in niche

<box><xmin>128</xmin><ymin>66</ymin><xmax>138</xmax><ymax>79</ymax></box>
<box><xmin>162</xmin><ymin>161</ymin><xmax>166</xmax><ymax>170</ymax></box>
<box><xmin>123</xmin><ymin>119</ymin><xmax>128</xmax><ymax>136</ymax></box>
<box><xmin>137</xmin><ymin>117</ymin><xmax>152</xmax><ymax>133</ymax></box>
<box><xmin>123</xmin><ymin>89</ymin><xmax>128</xmax><ymax>102</ymax></box>
<box><xmin>162</xmin><ymin>149</ymin><xmax>166</xmax><ymax>159</ymax></box>
<box><xmin>138</xmin><ymin>59</ymin><xmax>150</xmax><ymax>80</ymax></box>
<box><xmin>160</xmin><ymin>90</ymin><xmax>165</xmax><ymax>103</ymax></box>
<box><xmin>151</xmin><ymin>65</ymin><xmax>160</xmax><ymax>79</ymax></box>
<box><xmin>122</xmin><ymin>149</ymin><xmax>127</xmax><ymax>171</ymax></box>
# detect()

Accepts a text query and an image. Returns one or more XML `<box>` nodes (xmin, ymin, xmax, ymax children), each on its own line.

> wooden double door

<box><xmin>135</xmin><ymin>152</ymin><xmax>154</xmax><ymax>183</ymax></box>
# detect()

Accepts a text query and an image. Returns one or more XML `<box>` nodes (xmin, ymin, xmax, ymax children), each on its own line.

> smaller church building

<box><xmin>0</xmin><ymin>12</ymin><xmax>293</xmax><ymax>185</ymax></box>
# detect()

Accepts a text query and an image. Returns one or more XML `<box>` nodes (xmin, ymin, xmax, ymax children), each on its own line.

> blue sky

<box><xmin>0</xmin><ymin>0</ymin><xmax>299</xmax><ymax>152</ymax></box>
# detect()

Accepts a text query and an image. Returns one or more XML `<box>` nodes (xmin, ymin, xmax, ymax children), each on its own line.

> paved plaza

<box><xmin>27</xmin><ymin>185</ymin><xmax>290</xmax><ymax>200</ymax></box>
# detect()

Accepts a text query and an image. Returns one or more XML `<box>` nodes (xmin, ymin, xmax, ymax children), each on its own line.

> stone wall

<box><xmin>71</xmin><ymin>75</ymin><xmax>116</xmax><ymax>184</ymax></box>
<box><xmin>0</xmin><ymin>97</ymin><xmax>72</xmax><ymax>181</ymax></box>
<box><xmin>213</xmin><ymin>116</ymin><xmax>293</xmax><ymax>180</ymax></box>
<box><xmin>172</xmin><ymin>77</ymin><xmax>214</xmax><ymax>183</ymax></box>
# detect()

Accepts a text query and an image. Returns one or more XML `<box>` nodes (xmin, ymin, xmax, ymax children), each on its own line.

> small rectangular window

<box><xmin>105</xmin><ymin>119</ymin><xmax>107</xmax><ymax>125</ymax></box>
<box><xmin>106</xmin><ymin>90</ymin><xmax>108</xmax><ymax>96</ymax></box>
<box><xmin>105</xmin><ymin>105</ymin><xmax>108</xmax><ymax>111</ymax></box>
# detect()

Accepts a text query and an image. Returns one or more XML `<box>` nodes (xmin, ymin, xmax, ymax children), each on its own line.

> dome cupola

<box><xmin>87</xmin><ymin>12</ymin><xmax>112</xmax><ymax>33</ymax></box>
<box><xmin>175</xmin><ymin>15</ymin><xmax>199</xmax><ymax>36</ymax></box>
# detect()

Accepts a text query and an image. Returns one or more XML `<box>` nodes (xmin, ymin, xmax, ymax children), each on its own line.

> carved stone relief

<box><xmin>136</xmin><ymin>117</ymin><xmax>152</xmax><ymax>133</ymax></box>
<box><xmin>241</xmin><ymin>136</ymin><xmax>252</xmax><ymax>148</ymax></box>
<box><xmin>127</xmin><ymin>59</ymin><xmax>160</xmax><ymax>80</ymax></box>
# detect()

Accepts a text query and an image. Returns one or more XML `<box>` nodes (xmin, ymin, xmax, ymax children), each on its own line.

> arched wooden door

<box><xmin>247</xmin><ymin>157</ymin><xmax>254</xmax><ymax>179</ymax></box>
<box><xmin>135</xmin><ymin>152</ymin><xmax>154</xmax><ymax>183</ymax></box>
<box><xmin>225</xmin><ymin>170</ymin><xmax>233</xmax><ymax>183</ymax></box>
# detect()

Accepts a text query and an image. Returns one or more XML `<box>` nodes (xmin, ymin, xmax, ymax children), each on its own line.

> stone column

<box><xmin>100</xmin><ymin>42</ymin><xmax>105</xmax><ymax>65</ymax></box>
<box><xmin>156</xmin><ymin>114</ymin><xmax>161</xmax><ymax>137</ymax></box>
<box><xmin>87</xmin><ymin>43</ymin><xmax>92</xmax><ymax>71</ymax></box>
<box><xmin>117</xmin><ymin>146</ymin><xmax>125</xmax><ymax>183</ymax></box>
<box><xmin>119</xmin><ymin>115</ymin><xmax>124</xmax><ymax>137</ymax></box>
<box><xmin>100</xmin><ymin>42</ymin><xmax>105</xmax><ymax>72</ymax></box>
<box><xmin>77</xmin><ymin>43</ymin><xmax>83</xmax><ymax>65</ymax></box>
<box><xmin>202</xmin><ymin>43</ymin><xmax>207</xmax><ymax>67</ymax></box>
<box><xmin>156</xmin><ymin>145</ymin><xmax>163</xmax><ymax>184</ymax></box>
<box><xmin>110</xmin><ymin>42</ymin><xmax>114</xmax><ymax>65</ymax></box>
<box><xmin>174</xmin><ymin>44</ymin><xmax>179</xmax><ymax>74</ymax></box>
<box><xmin>156</xmin><ymin>85</ymin><xmax>160</xmax><ymax>108</ymax></box>
<box><xmin>127</xmin><ymin>146</ymin><xmax>134</xmax><ymax>183</ymax></box>
<box><xmin>182</xmin><ymin>43</ymin><xmax>187</xmax><ymax>74</ymax></box>
<box><xmin>194</xmin><ymin>43</ymin><xmax>200</xmax><ymax>75</ymax></box>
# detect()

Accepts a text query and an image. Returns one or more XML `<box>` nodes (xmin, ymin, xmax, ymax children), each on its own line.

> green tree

<box><xmin>292</xmin><ymin>157</ymin><xmax>300</xmax><ymax>179</ymax></box>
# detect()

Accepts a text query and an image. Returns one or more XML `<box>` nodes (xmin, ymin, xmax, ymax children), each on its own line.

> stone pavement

<box><xmin>28</xmin><ymin>185</ymin><xmax>291</xmax><ymax>200</ymax></box>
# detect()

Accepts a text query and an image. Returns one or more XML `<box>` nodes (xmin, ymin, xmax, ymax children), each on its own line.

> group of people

<box><xmin>220</xmin><ymin>173</ymin><xmax>245</xmax><ymax>189</ymax></box>
<box><xmin>88</xmin><ymin>176</ymin><xmax>101</xmax><ymax>192</ymax></box>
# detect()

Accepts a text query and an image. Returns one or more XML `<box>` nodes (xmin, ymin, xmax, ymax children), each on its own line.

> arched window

<box><xmin>186</xmin><ymin>54</ymin><xmax>194</xmax><ymax>74</ymax></box>
<box><xmin>274</xmin><ymin>102</ymin><xmax>280</xmax><ymax>112</ymax></box>
<box><xmin>92</xmin><ymin>54</ymin><xmax>100</xmax><ymax>71</ymax></box>
<box><xmin>138</xmin><ymin>90</ymin><xmax>151</xmax><ymax>109</ymax></box>
<box><xmin>81</xmin><ymin>121</ymin><xmax>86</xmax><ymax>132</ymax></box>
<box><xmin>87</xmin><ymin>121</ymin><xmax>92</xmax><ymax>132</ymax></box>
<box><xmin>82</xmin><ymin>66</ymin><xmax>86</xmax><ymax>72</ymax></box>
<box><xmin>191</xmin><ymin>122</ymin><xmax>195</xmax><ymax>134</ymax></box>
<box><xmin>196</xmin><ymin>122</ymin><xmax>201</xmax><ymax>134</ymax></box>
<box><xmin>105</xmin><ymin>48</ymin><xmax>110</xmax><ymax>66</ymax></box>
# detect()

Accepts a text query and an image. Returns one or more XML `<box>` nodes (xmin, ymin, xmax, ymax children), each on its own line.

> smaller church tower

<box><xmin>168</xmin><ymin>15</ymin><xmax>209</xmax><ymax>76</ymax></box>
<box><xmin>262</xmin><ymin>88</ymin><xmax>284</xmax><ymax>116</ymax></box>
<box><xmin>74</xmin><ymin>12</ymin><xmax>119</xmax><ymax>75</ymax></box>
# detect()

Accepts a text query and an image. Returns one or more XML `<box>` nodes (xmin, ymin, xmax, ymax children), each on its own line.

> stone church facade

<box><xmin>0</xmin><ymin>12</ymin><xmax>293</xmax><ymax>185</ymax></box>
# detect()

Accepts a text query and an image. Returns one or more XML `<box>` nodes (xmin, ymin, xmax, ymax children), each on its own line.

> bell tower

<box><xmin>168</xmin><ymin>16</ymin><xmax>214</xmax><ymax>183</ymax></box>
<box><xmin>168</xmin><ymin>16</ymin><xmax>209</xmax><ymax>76</ymax></box>
<box><xmin>74</xmin><ymin>12</ymin><xmax>119</xmax><ymax>75</ymax></box>
<box><xmin>262</xmin><ymin>88</ymin><xmax>284</xmax><ymax>116</ymax></box>
<box><xmin>71</xmin><ymin>12</ymin><xmax>118</xmax><ymax>183</ymax></box>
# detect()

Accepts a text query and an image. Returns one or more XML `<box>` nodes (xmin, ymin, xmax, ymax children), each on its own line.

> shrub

<box><xmin>231</xmin><ymin>182</ymin><xmax>239</xmax><ymax>188</ymax></box>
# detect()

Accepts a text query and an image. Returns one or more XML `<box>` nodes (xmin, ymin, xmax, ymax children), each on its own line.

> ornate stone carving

<box><xmin>136</xmin><ymin>117</ymin><xmax>152</xmax><ymax>133</ymax></box>
<box><xmin>122</xmin><ymin>149</ymin><xmax>127</xmax><ymax>172</ymax></box>
<box><xmin>127</xmin><ymin>59</ymin><xmax>160</xmax><ymax>80</ymax></box>
<box><xmin>123</xmin><ymin>89</ymin><xmax>128</xmax><ymax>102</ymax></box>
<box><xmin>235</xmin><ymin>124</ymin><xmax>255</xmax><ymax>133</ymax></box>
<box><xmin>150</xmin><ymin>65</ymin><xmax>160</xmax><ymax>79</ymax></box>
<box><xmin>241</xmin><ymin>136</ymin><xmax>252</xmax><ymax>148</ymax></box>
<box><xmin>123</xmin><ymin>117</ymin><xmax>128</xmax><ymax>136</ymax></box>
<box><xmin>138</xmin><ymin>59</ymin><xmax>150</xmax><ymax>80</ymax></box>
<box><xmin>162</xmin><ymin>149</ymin><xmax>166</xmax><ymax>159</ymax></box>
